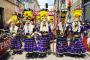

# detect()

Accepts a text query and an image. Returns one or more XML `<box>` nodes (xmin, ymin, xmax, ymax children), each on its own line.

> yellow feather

<box><xmin>73</xmin><ymin>9</ymin><xmax>82</xmax><ymax>17</ymax></box>
<box><xmin>24</xmin><ymin>11</ymin><xmax>33</xmax><ymax>20</ymax></box>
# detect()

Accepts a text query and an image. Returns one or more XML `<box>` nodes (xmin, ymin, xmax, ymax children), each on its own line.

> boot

<box><xmin>33</xmin><ymin>52</ymin><xmax>38</xmax><ymax>58</ymax></box>
<box><xmin>38</xmin><ymin>53</ymin><xmax>47</xmax><ymax>58</ymax></box>
<box><xmin>26</xmin><ymin>53</ymin><xmax>34</xmax><ymax>58</ymax></box>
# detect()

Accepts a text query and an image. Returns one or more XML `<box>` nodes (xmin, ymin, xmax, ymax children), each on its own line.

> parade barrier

<box><xmin>0</xmin><ymin>38</ymin><xmax>11</xmax><ymax>55</ymax></box>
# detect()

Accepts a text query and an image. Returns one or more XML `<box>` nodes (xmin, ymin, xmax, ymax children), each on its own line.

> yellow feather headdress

<box><xmin>39</xmin><ymin>11</ymin><xmax>48</xmax><ymax>17</ymax></box>
<box><xmin>7</xmin><ymin>15</ymin><xmax>19</xmax><ymax>25</ymax></box>
<box><xmin>49</xmin><ymin>16</ymin><xmax>54</xmax><ymax>23</ymax></box>
<box><xmin>24</xmin><ymin>10</ymin><xmax>33</xmax><ymax>20</ymax></box>
<box><xmin>73</xmin><ymin>9</ymin><xmax>82</xmax><ymax>18</ymax></box>
<box><xmin>39</xmin><ymin>10</ymin><xmax>48</xmax><ymax>21</ymax></box>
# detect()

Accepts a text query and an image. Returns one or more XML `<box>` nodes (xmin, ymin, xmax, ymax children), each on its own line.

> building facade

<box><xmin>21</xmin><ymin>0</ymin><xmax>40</xmax><ymax>11</ymax></box>
<box><xmin>0</xmin><ymin>0</ymin><xmax>19</xmax><ymax>28</ymax></box>
<box><xmin>83</xmin><ymin>0</ymin><xmax>90</xmax><ymax>22</ymax></box>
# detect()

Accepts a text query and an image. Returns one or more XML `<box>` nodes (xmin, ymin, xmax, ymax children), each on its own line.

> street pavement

<box><xmin>7</xmin><ymin>52</ymin><xmax>90</xmax><ymax>60</ymax></box>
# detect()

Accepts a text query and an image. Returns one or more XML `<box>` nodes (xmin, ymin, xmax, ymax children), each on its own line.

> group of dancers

<box><xmin>8</xmin><ymin>9</ymin><xmax>87</xmax><ymax>58</ymax></box>
<box><xmin>56</xmin><ymin>18</ymin><xmax>86</xmax><ymax>57</ymax></box>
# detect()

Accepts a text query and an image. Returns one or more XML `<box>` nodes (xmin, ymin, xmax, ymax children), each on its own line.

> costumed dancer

<box><xmin>38</xmin><ymin>10</ymin><xmax>50</xmax><ymax>57</ymax></box>
<box><xmin>56</xmin><ymin>19</ymin><xmax>67</xmax><ymax>57</ymax></box>
<box><xmin>46</xmin><ymin>16</ymin><xmax>54</xmax><ymax>54</ymax></box>
<box><xmin>48</xmin><ymin>16</ymin><xmax>55</xmax><ymax>41</ymax></box>
<box><xmin>70</xmin><ymin>10</ymin><xmax>86</xmax><ymax>57</ymax></box>
<box><xmin>65</xmin><ymin>11</ymin><xmax>73</xmax><ymax>56</ymax></box>
<box><xmin>23</xmin><ymin>21</ymin><xmax>36</xmax><ymax>58</ymax></box>
<box><xmin>8</xmin><ymin>14</ymin><xmax>22</xmax><ymax>55</ymax></box>
<box><xmin>65</xmin><ymin>21</ymin><xmax>73</xmax><ymax>56</ymax></box>
<box><xmin>48</xmin><ymin>16</ymin><xmax>56</xmax><ymax>54</ymax></box>
<box><xmin>34</xmin><ymin>20</ymin><xmax>42</xmax><ymax>58</ymax></box>
<box><xmin>23</xmin><ymin>9</ymin><xmax>36</xmax><ymax>58</ymax></box>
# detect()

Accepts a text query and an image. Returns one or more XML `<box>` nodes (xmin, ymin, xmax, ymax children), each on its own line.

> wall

<box><xmin>83</xmin><ymin>1</ymin><xmax>90</xmax><ymax>22</ymax></box>
<box><xmin>0</xmin><ymin>0</ymin><xmax>19</xmax><ymax>24</ymax></box>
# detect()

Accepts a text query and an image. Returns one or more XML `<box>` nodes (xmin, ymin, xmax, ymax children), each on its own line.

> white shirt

<box><xmin>24</xmin><ymin>23</ymin><xmax>34</xmax><ymax>34</ymax></box>
<box><xmin>72</xmin><ymin>21</ymin><xmax>81</xmax><ymax>32</ymax></box>
<box><xmin>9</xmin><ymin>26</ymin><xmax>18</xmax><ymax>34</ymax></box>
<box><xmin>40</xmin><ymin>21</ymin><xmax>49</xmax><ymax>32</ymax></box>
<box><xmin>58</xmin><ymin>22</ymin><xmax>62</xmax><ymax>31</ymax></box>
<box><xmin>49</xmin><ymin>23</ymin><xmax>54</xmax><ymax>31</ymax></box>
<box><xmin>58</xmin><ymin>22</ymin><xmax>67</xmax><ymax>34</ymax></box>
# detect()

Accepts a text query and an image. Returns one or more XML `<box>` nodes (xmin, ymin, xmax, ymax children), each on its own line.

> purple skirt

<box><xmin>56</xmin><ymin>37</ymin><xmax>68</xmax><ymax>54</ymax></box>
<box><xmin>37</xmin><ymin>35</ymin><xmax>50</xmax><ymax>52</ymax></box>
<box><xmin>23</xmin><ymin>38</ymin><xmax>37</xmax><ymax>52</ymax></box>
<box><xmin>68</xmin><ymin>37</ymin><xmax>86</xmax><ymax>54</ymax></box>
<box><xmin>11</xmin><ymin>36</ymin><xmax>22</xmax><ymax>49</ymax></box>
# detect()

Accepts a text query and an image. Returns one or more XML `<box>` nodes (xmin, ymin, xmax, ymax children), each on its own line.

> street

<box><xmin>3</xmin><ymin>52</ymin><xmax>90</xmax><ymax>60</ymax></box>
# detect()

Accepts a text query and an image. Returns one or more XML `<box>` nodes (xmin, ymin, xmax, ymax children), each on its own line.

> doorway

<box><xmin>0</xmin><ymin>7</ymin><xmax>4</xmax><ymax>29</ymax></box>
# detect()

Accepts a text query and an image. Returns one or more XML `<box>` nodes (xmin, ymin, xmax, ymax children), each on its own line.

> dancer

<box><xmin>37</xmin><ymin>10</ymin><xmax>50</xmax><ymax>57</ymax></box>
<box><xmin>23</xmin><ymin>20</ymin><xmax>36</xmax><ymax>58</ymax></box>
<box><xmin>56</xmin><ymin>19</ymin><xmax>67</xmax><ymax>57</ymax></box>
<box><xmin>71</xmin><ymin>14</ymin><xmax>86</xmax><ymax>57</ymax></box>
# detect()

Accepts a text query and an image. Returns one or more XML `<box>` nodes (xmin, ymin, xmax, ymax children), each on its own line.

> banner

<box><xmin>0</xmin><ymin>39</ymin><xmax>11</xmax><ymax>53</ymax></box>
